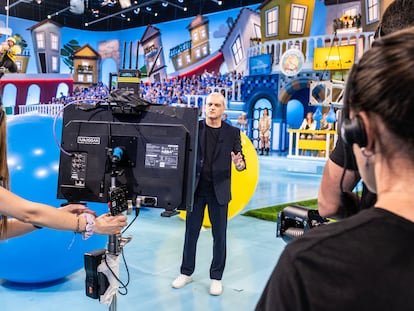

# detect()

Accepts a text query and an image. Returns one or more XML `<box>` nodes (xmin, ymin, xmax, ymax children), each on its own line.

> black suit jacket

<box><xmin>195</xmin><ymin>120</ymin><xmax>244</xmax><ymax>205</ymax></box>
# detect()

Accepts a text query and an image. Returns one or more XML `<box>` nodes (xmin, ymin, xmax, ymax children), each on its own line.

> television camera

<box><xmin>57</xmin><ymin>42</ymin><xmax>199</xmax><ymax>307</ymax></box>
<box><xmin>276</xmin><ymin>205</ymin><xmax>329</xmax><ymax>243</ymax></box>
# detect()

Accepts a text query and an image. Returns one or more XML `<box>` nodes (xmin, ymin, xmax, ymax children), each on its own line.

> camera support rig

<box><xmin>84</xmin><ymin>146</ymin><xmax>134</xmax><ymax>311</ymax></box>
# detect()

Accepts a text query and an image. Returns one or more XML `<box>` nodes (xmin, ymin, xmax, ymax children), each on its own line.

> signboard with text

<box><xmin>313</xmin><ymin>45</ymin><xmax>355</xmax><ymax>70</ymax></box>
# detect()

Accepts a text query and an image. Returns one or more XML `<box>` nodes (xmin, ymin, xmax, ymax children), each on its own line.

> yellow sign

<box><xmin>313</xmin><ymin>45</ymin><xmax>355</xmax><ymax>70</ymax></box>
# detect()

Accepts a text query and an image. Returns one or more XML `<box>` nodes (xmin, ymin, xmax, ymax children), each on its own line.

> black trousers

<box><xmin>0</xmin><ymin>57</ymin><xmax>17</xmax><ymax>73</ymax></box>
<box><xmin>180</xmin><ymin>194</ymin><xmax>228</xmax><ymax>280</ymax></box>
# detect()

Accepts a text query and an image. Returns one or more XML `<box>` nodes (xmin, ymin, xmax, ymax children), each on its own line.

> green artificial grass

<box><xmin>242</xmin><ymin>198</ymin><xmax>318</xmax><ymax>222</ymax></box>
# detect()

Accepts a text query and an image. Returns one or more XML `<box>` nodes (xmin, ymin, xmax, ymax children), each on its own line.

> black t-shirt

<box><xmin>196</xmin><ymin>124</ymin><xmax>220</xmax><ymax>196</ymax></box>
<box><xmin>330</xmin><ymin>134</ymin><xmax>377</xmax><ymax>211</ymax></box>
<box><xmin>256</xmin><ymin>208</ymin><xmax>414</xmax><ymax>311</ymax></box>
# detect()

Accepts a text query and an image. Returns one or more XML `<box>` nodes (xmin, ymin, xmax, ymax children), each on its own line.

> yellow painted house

<box><xmin>73</xmin><ymin>44</ymin><xmax>101</xmax><ymax>89</ymax></box>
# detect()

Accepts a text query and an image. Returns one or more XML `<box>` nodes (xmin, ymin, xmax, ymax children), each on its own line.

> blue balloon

<box><xmin>313</xmin><ymin>106</ymin><xmax>323</xmax><ymax>121</ymax></box>
<box><xmin>326</xmin><ymin>105</ymin><xmax>337</xmax><ymax>123</ymax></box>
<box><xmin>0</xmin><ymin>114</ymin><xmax>107</xmax><ymax>283</ymax></box>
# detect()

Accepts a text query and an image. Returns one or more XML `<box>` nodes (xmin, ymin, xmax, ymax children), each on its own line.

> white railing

<box><xmin>247</xmin><ymin>31</ymin><xmax>375</xmax><ymax>73</ymax></box>
<box><xmin>208</xmin><ymin>80</ymin><xmax>243</xmax><ymax>102</ymax></box>
<box><xmin>18</xmin><ymin>104</ymin><xmax>64</xmax><ymax>115</ymax></box>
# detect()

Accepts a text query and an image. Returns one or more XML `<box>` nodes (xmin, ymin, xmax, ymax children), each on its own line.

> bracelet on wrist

<box><xmin>80</xmin><ymin>213</ymin><xmax>96</xmax><ymax>240</ymax></box>
<box><xmin>75</xmin><ymin>215</ymin><xmax>80</xmax><ymax>233</ymax></box>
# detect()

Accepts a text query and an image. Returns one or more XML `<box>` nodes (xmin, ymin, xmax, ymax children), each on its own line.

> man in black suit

<box><xmin>172</xmin><ymin>91</ymin><xmax>246</xmax><ymax>296</ymax></box>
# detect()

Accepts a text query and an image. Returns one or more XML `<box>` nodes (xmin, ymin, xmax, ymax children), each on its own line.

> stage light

<box><xmin>119</xmin><ymin>0</ymin><xmax>131</xmax><ymax>9</ymax></box>
<box><xmin>133</xmin><ymin>8</ymin><xmax>140</xmax><ymax>14</ymax></box>
<box><xmin>162</xmin><ymin>2</ymin><xmax>168</xmax><ymax>7</ymax></box>
<box><xmin>70</xmin><ymin>0</ymin><xmax>85</xmax><ymax>14</ymax></box>
<box><xmin>146</xmin><ymin>6</ymin><xmax>152</xmax><ymax>11</ymax></box>
<box><xmin>177</xmin><ymin>0</ymin><xmax>183</xmax><ymax>3</ymax></box>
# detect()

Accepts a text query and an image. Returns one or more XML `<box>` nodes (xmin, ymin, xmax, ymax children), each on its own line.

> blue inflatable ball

<box><xmin>0</xmin><ymin>114</ymin><xmax>108</xmax><ymax>283</ymax></box>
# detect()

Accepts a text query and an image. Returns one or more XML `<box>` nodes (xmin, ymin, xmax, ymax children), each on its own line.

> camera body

<box><xmin>276</xmin><ymin>205</ymin><xmax>329</xmax><ymax>243</ymax></box>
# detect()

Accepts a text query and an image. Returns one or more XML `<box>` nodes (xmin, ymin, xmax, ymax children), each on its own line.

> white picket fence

<box><xmin>18</xmin><ymin>104</ymin><xmax>64</xmax><ymax>115</ymax></box>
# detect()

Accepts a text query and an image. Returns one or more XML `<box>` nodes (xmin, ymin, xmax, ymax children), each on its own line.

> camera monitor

<box><xmin>57</xmin><ymin>101</ymin><xmax>199</xmax><ymax>213</ymax></box>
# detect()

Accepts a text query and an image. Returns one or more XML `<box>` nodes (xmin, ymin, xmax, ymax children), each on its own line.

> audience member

<box><xmin>258</xmin><ymin>108</ymin><xmax>271</xmax><ymax>155</ymax></box>
<box><xmin>222</xmin><ymin>113</ymin><xmax>232</xmax><ymax>125</ymax></box>
<box><xmin>236</xmin><ymin>112</ymin><xmax>248</xmax><ymax>134</ymax></box>
<box><xmin>299</xmin><ymin>111</ymin><xmax>316</xmax><ymax>139</ymax></box>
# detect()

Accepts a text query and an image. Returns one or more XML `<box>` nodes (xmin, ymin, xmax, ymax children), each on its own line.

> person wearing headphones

<box><xmin>317</xmin><ymin>0</ymin><xmax>414</xmax><ymax>219</ymax></box>
<box><xmin>256</xmin><ymin>26</ymin><xmax>414</xmax><ymax>311</ymax></box>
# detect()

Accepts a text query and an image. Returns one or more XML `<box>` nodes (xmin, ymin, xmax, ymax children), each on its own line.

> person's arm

<box><xmin>0</xmin><ymin>187</ymin><xmax>127</xmax><ymax>239</ymax></box>
<box><xmin>231</xmin><ymin>127</ymin><xmax>246</xmax><ymax>171</ymax></box>
<box><xmin>317</xmin><ymin>158</ymin><xmax>360</xmax><ymax>218</ymax></box>
<box><xmin>2</xmin><ymin>204</ymin><xmax>93</xmax><ymax>239</ymax></box>
<box><xmin>266</xmin><ymin>117</ymin><xmax>271</xmax><ymax>132</ymax></box>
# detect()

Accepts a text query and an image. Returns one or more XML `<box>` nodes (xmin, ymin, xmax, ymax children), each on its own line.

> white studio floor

<box><xmin>0</xmin><ymin>156</ymin><xmax>325</xmax><ymax>311</ymax></box>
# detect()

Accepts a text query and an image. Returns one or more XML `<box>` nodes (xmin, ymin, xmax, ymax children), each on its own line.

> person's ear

<box><xmin>357</xmin><ymin>112</ymin><xmax>375</xmax><ymax>152</ymax></box>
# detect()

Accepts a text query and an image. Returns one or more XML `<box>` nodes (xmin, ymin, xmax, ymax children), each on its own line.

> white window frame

<box><xmin>200</xmin><ymin>28</ymin><xmax>206</xmax><ymax>39</ymax></box>
<box><xmin>195</xmin><ymin>48</ymin><xmax>201</xmax><ymax>59</ymax></box>
<box><xmin>193</xmin><ymin>31</ymin><xmax>199</xmax><ymax>42</ymax></box>
<box><xmin>51</xmin><ymin>56</ymin><xmax>58</xmax><ymax>71</ymax></box>
<box><xmin>36</xmin><ymin>32</ymin><xmax>46</xmax><ymax>49</ymax></box>
<box><xmin>50</xmin><ymin>32</ymin><xmax>59</xmax><ymax>51</ymax></box>
<box><xmin>231</xmin><ymin>35</ymin><xmax>243</xmax><ymax>66</ymax></box>
<box><xmin>365</xmin><ymin>0</ymin><xmax>379</xmax><ymax>24</ymax></box>
<box><xmin>254</xmin><ymin>23</ymin><xmax>261</xmax><ymax>39</ymax></box>
<box><xmin>265</xmin><ymin>6</ymin><xmax>279</xmax><ymax>37</ymax></box>
<box><xmin>344</xmin><ymin>6</ymin><xmax>359</xmax><ymax>17</ymax></box>
<box><xmin>289</xmin><ymin>4</ymin><xmax>307</xmax><ymax>35</ymax></box>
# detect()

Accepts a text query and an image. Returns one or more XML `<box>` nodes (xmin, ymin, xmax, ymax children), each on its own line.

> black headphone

<box><xmin>340</xmin><ymin>66</ymin><xmax>368</xmax><ymax>149</ymax></box>
<box><xmin>341</xmin><ymin>114</ymin><xmax>367</xmax><ymax>148</ymax></box>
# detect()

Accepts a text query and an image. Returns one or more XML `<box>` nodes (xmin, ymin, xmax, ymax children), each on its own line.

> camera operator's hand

<box><xmin>94</xmin><ymin>214</ymin><xmax>128</xmax><ymax>235</ymax></box>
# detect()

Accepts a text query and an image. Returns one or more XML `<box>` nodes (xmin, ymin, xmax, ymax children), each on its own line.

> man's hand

<box><xmin>231</xmin><ymin>151</ymin><xmax>245</xmax><ymax>171</ymax></box>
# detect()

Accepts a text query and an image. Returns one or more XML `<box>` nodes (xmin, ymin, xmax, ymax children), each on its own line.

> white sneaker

<box><xmin>209</xmin><ymin>279</ymin><xmax>223</xmax><ymax>296</ymax></box>
<box><xmin>172</xmin><ymin>274</ymin><xmax>192</xmax><ymax>289</ymax></box>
